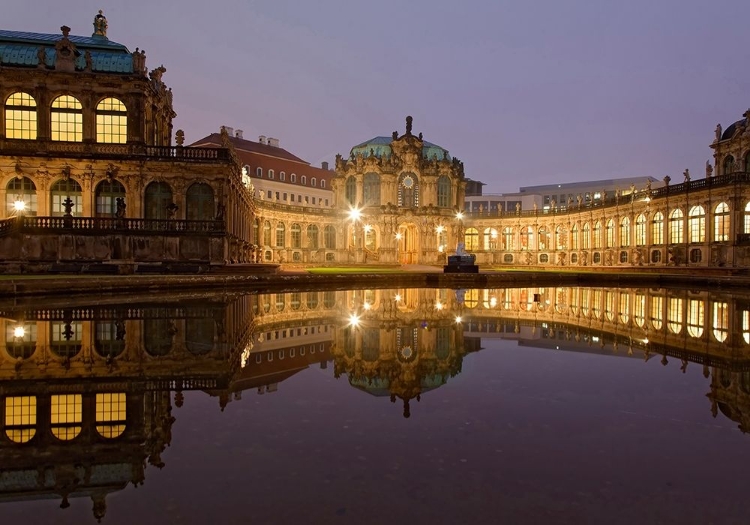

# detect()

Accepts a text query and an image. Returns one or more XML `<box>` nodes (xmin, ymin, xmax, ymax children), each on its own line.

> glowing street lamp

<box><xmin>455</xmin><ymin>211</ymin><xmax>464</xmax><ymax>221</ymax></box>
<box><xmin>348</xmin><ymin>207</ymin><xmax>362</xmax><ymax>222</ymax></box>
<box><xmin>13</xmin><ymin>200</ymin><xmax>26</xmax><ymax>213</ymax></box>
<box><xmin>394</xmin><ymin>294</ymin><xmax>402</xmax><ymax>302</ymax></box>
<box><xmin>13</xmin><ymin>326</ymin><xmax>25</xmax><ymax>338</ymax></box>
<box><xmin>455</xmin><ymin>316</ymin><xmax>462</xmax><ymax>324</ymax></box>
<box><xmin>348</xmin><ymin>313</ymin><xmax>361</xmax><ymax>327</ymax></box>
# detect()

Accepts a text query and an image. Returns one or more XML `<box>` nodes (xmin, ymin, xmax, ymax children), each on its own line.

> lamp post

<box><xmin>348</xmin><ymin>207</ymin><xmax>363</xmax><ymax>263</ymax></box>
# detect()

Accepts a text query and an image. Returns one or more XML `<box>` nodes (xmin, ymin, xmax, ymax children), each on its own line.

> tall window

<box><xmin>652</xmin><ymin>212</ymin><xmax>664</xmax><ymax>245</ymax></box>
<box><xmin>483</xmin><ymin>228</ymin><xmax>498</xmax><ymax>250</ymax></box>
<box><xmin>714</xmin><ymin>202</ymin><xmax>730</xmax><ymax>241</ymax></box>
<box><xmin>4</xmin><ymin>92</ymin><xmax>37</xmax><ymax>139</ymax></box>
<box><xmin>50</xmin><ymin>394</ymin><xmax>82</xmax><ymax>441</ymax></box>
<box><xmin>94</xmin><ymin>321</ymin><xmax>126</xmax><ymax>358</ymax></box>
<box><xmin>688</xmin><ymin>205</ymin><xmax>705</xmax><ymax>243</ymax></box>
<box><xmin>96</xmin><ymin>393</ymin><xmax>127</xmax><ymax>438</ymax></box>
<box><xmin>635</xmin><ymin>214</ymin><xmax>646</xmax><ymax>246</ymax></box>
<box><xmin>307</xmin><ymin>224</ymin><xmax>319</xmax><ymax>249</ymax></box>
<box><xmin>186</xmin><ymin>183</ymin><xmax>215</xmax><ymax>220</ymax></box>
<box><xmin>363</xmin><ymin>173</ymin><xmax>380</xmax><ymax>206</ymax></box>
<box><xmin>324</xmin><ymin>225</ymin><xmax>336</xmax><ymax>249</ymax></box>
<box><xmin>95</xmin><ymin>180</ymin><xmax>126</xmax><ymax>217</ymax></box>
<box><xmin>144</xmin><ymin>181</ymin><xmax>173</xmax><ymax>220</ymax></box>
<box><xmin>263</xmin><ymin>221</ymin><xmax>271</xmax><ymax>245</ymax></box>
<box><xmin>345</xmin><ymin>176</ymin><xmax>357</xmax><ymax>206</ymax></box>
<box><xmin>593</xmin><ymin>221</ymin><xmax>602</xmax><ymax>249</ymax></box>
<box><xmin>291</xmin><ymin>223</ymin><xmax>301</xmax><ymax>248</ymax></box>
<box><xmin>96</xmin><ymin>97</ymin><xmax>127</xmax><ymax>143</ymax></box>
<box><xmin>464</xmin><ymin>228</ymin><xmax>479</xmax><ymax>251</ymax></box>
<box><xmin>605</xmin><ymin>219</ymin><xmax>615</xmax><ymax>248</ymax></box>
<box><xmin>650</xmin><ymin>296</ymin><xmax>664</xmax><ymax>330</ymax></box>
<box><xmin>582</xmin><ymin>223</ymin><xmax>590</xmax><ymax>249</ymax></box>
<box><xmin>437</xmin><ymin>175</ymin><xmax>451</xmax><ymax>207</ymax></box>
<box><xmin>669</xmin><ymin>209</ymin><xmax>683</xmax><ymax>244</ymax></box>
<box><xmin>668</xmin><ymin>297</ymin><xmax>683</xmax><ymax>334</ymax></box>
<box><xmin>571</xmin><ymin>224</ymin><xmax>579</xmax><ymax>250</ymax></box>
<box><xmin>724</xmin><ymin>155</ymin><xmax>735</xmax><ymax>175</ymax></box>
<box><xmin>398</xmin><ymin>173</ymin><xmax>419</xmax><ymax>208</ymax></box>
<box><xmin>687</xmin><ymin>299</ymin><xmax>704</xmax><ymax>338</ymax></box>
<box><xmin>520</xmin><ymin>226</ymin><xmax>533</xmax><ymax>250</ymax></box>
<box><xmin>555</xmin><ymin>226</ymin><xmax>566</xmax><ymax>250</ymax></box>
<box><xmin>620</xmin><ymin>217</ymin><xmax>631</xmax><ymax>247</ymax></box>
<box><xmin>745</xmin><ymin>202</ymin><xmax>750</xmax><ymax>234</ymax></box>
<box><xmin>619</xmin><ymin>292</ymin><xmax>630</xmax><ymax>324</ymax></box>
<box><xmin>51</xmin><ymin>95</ymin><xmax>83</xmax><ymax>142</ymax></box>
<box><xmin>634</xmin><ymin>294</ymin><xmax>646</xmax><ymax>327</ymax></box>
<box><xmin>50</xmin><ymin>179</ymin><xmax>83</xmax><ymax>216</ymax></box>
<box><xmin>50</xmin><ymin>320</ymin><xmax>83</xmax><ymax>358</ymax></box>
<box><xmin>502</xmin><ymin>227</ymin><xmax>514</xmax><ymax>250</ymax></box>
<box><xmin>713</xmin><ymin>302</ymin><xmax>729</xmax><ymax>343</ymax></box>
<box><xmin>275</xmin><ymin>222</ymin><xmax>286</xmax><ymax>248</ymax></box>
<box><xmin>538</xmin><ymin>227</ymin><xmax>550</xmax><ymax>250</ymax></box>
<box><xmin>268</xmin><ymin>170</ymin><xmax>275</xmax><ymax>180</ymax></box>
<box><xmin>279</xmin><ymin>171</ymin><xmax>286</xmax><ymax>181</ymax></box>
<box><xmin>6</xmin><ymin>176</ymin><xmax>38</xmax><ymax>216</ymax></box>
<box><xmin>5</xmin><ymin>396</ymin><xmax>36</xmax><ymax>443</ymax></box>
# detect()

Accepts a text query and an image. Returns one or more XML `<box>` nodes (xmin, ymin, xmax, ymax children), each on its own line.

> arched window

<box><xmin>51</xmin><ymin>95</ymin><xmax>83</xmax><ymax>142</ymax></box>
<box><xmin>5</xmin><ymin>92</ymin><xmax>37</xmax><ymax>139</ymax></box>
<box><xmin>311</xmin><ymin>177</ymin><xmax>317</xmax><ymax>187</ymax></box>
<box><xmin>652</xmin><ymin>212</ymin><xmax>664</xmax><ymax>244</ymax></box>
<box><xmin>279</xmin><ymin>171</ymin><xmax>286</xmax><ymax>181</ymax></box>
<box><xmin>324</xmin><ymin>225</ymin><xmax>336</xmax><ymax>249</ymax></box>
<box><xmin>593</xmin><ymin>221</ymin><xmax>602</xmax><ymax>249</ymax></box>
<box><xmin>186</xmin><ymin>183</ymin><xmax>215</xmax><ymax>220</ymax></box>
<box><xmin>713</xmin><ymin>302</ymin><xmax>729</xmax><ymax>342</ymax></box>
<box><xmin>6</xmin><ymin>176</ymin><xmax>37</xmax><ymax>216</ymax></box>
<box><xmin>520</xmin><ymin>226</ymin><xmax>533</xmax><ymax>250</ymax></box>
<box><xmin>94</xmin><ymin>321</ymin><xmax>126</xmax><ymax>358</ymax></box>
<box><xmin>50</xmin><ymin>178</ymin><xmax>83</xmax><ymax>216</ymax></box>
<box><xmin>364</xmin><ymin>225</ymin><xmax>376</xmax><ymax>251</ymax></box>
<box><xmin>5</xmin><ymin>322</ymin><xmax>37</xmax><ymax>360</ymax></box>
<box><xmin>714</xmin><ymin>202</ymin><xmax>730</xmax><ymax>241</ymax></box>
<box><xmin>363</xmin><ymin>173</ymin><xmax>380</xmax><ymax>206</ymax></box>
<box><xmin>724</xmin><ymin>155</ymin><xmax>735</xmax><ymax>175</ymax></box>
<box><xmin>650</xmin><ymin>296</ymin><xmax>663</xmax><ymax>330</ymax></box>
<box><xmin>291</xmin><ymin>223</ymin><xmax>302</xmax><ymax>248</ymax></box>
<box><xmin>301</xmin><ymin>175</ymin><xmax>307</xmax><ymax>185</ymax></box>
<box><xmin>605</xmin><ymin>219</ymin><xmax>615</xmax><ymax>248</ymax></box>
<box><xmin>464</xmin><ymin>228</ymin><xmax>479</xmax><ymax>251</ymax></box>
<box><xmin>256</xmin><ymin>167</ymin><xmax>262</xmax><ymax>177</ymax></box>
<box><xmin>538</xmin><ymin>227</ymin><xmax>550</xmax><ymax>250</ymax></box>
<box><xmin>437</xmin><ymin>175</ymin><xmax>451</xmax><ymax>208</ymax></box>
<box><xmin>635</xmin><ymin>214</ymin><xmax>646</xmax><ymax>246</ymax></box>
<box><xmin>50</xmin><ymin>320</ymin><xmax>82</xmax><ymax>359</ymax></box>
<box><xmin>263</xmin><ymin>220</ymin><xmax>272</xmax><ymax>245</ymax></box>
<box><xmin>555</xmin><ymin>225</ymin><xmax>566</xmax><ymax>250</ymax></box>
<box><xmin>5</xmin><ymin>396</ymin><xmax>37</xmax><ymax>443</ymax></box>
<box><xmin>483</xmin><ymin>228</ymin><xmax>498</xmax><ymax>250</ymax></box>
<box><xmin>582</xmin><ymin>223</ymin><xmax>591</xmax><ymax>249</ymax></box>
<box><xmin>345</xmin><ymin>176</ymin><xmax>357</xmax><ymax>205</ymax></box>
<box><xmin>308</xmin><ymin>224</ymin><xmax>319</xmax><ymax>249</ymax></box>
<box><xmin>398</xmin><ymin>173</ymin><xmax>419</xmax><ymax>208</ymax></box>
<box><xmin>687</xmin><ymin>299</ymin><xmax>704</xmax><ymax>338</ymax></box>
<box><xmin>186</xmin><ymin>318</ymin><xmax>215</xmax><ymax>355</ymax></box>
<box><xmin>668</xmin><ymin>297</ymin><xmax>683</xmax><ymax>334</ymax></box>
<box><xmin>268</xmin><ymin>169</ymin><xmax>275</xmax><ymax>180</ymax></box>
<box><xmin>252</xmin><ymin>218</ymin><xmax>259</xmax><ymax>244</ymax></box>
<box><xmin>688</xmin><ymin>205</ymin><xmax>705</xmax><ymax>243</ymax></box>
<box><xmin>290</xmin><ymin>173</ymin><xmax>297</xmax><ymax>183</ymax></box>
<box><xmin>571</xmin><ymin>224</ymin><xmax>579</xmax><ymax>250</ymax></box>
<box><xmin>144</xmin><ymin>319</ymin><xmax>173</xmax><ymax>356</ymax></box>
<box><xmin>50</xmin><ymin>394</ymin><xmax>82</xmax><ymax>441</ymax></box>
<box><xmin>321</xmin><ymin>179</ymin><xmax>326</xmax><ymax>189</ymax></box>
<box><xmin>276</xmin><ymin>222</ymin><xmax>286</xmax><ymax>248</ymax></box>
<box><xmin>620</xmin><ymin>217</ymin><xmax>630</xmax><ymax>247</ymax></box>
<box><xmin>95</xmin><ymin>393</ymin><xmax>126</xmax><ymax>439</ymax></box>
<box><xmin>669</xmin><ymin>209</ymin><xmax>683</xmax><ymax>244</ymax></box>
<box><xmin>502</xmin><ymin>227</ymin><xmax>514</xmax><ymax>250</ymax></box>
<box><xmin>95</xmin><ymin>180</ymin><xmax>126</xmax><ymax>217</ymax></box>
<box><xmin>96</xmin><ymin>97</ymin><xmax>127</xmax><ymax>143</ymax></box>
<box><xmin>144</xmin><ymin>181</ymin><xmax>173</xmax><ymax>220</ymax></box>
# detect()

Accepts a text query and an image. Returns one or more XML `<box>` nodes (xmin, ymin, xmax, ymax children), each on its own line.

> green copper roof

<box><xmin>350</xmin><ymin>136</ymin><xmax>452</xmax><ymax>161</ymax></box>
<box><xmin>0</xmin><ymin>29</ymin><xmax>133</xmax><ymax>73</ymax></box>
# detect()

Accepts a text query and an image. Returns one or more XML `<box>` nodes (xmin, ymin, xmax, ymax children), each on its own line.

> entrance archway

<box><xmin>397</xmin><ymin>223</ymin><xmax>420</xmax><ymax>264</ymax></box>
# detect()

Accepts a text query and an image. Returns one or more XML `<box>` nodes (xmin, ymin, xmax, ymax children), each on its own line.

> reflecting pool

<box><xmin>2</xmin><ymin>286</ymin><xmax>750</xmax><ymax>524</ymax></box>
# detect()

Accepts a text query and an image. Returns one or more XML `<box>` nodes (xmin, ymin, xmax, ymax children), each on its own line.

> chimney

<box><xmin>258</xmin><ymin>135</ymin><xmax>266</xmax><ymax>145</ymax></box>
<box><xmin>321</xmin><ymin>161</ymin><xmax>329</xmax><ymax>170</ymax></box>
<box><xmin>267</xmin><ymin>137</ymin><xmax>279</xmax><ymax>148</ymax></box>
<box><xmin>222</xmin><ymin>126</ymin><xmax>234</xmax><ymax>137</ymax></box>
<box><xmin>235</xmin><ymin>129</ymin><xmax>243</xmax><ymax>139</ymax></box>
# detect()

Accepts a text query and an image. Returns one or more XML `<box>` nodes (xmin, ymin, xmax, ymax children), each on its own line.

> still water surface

<box><xmin>1</xmin><ymin>286</ymin><xmax>749</xmax><ymax>524</ymax></box>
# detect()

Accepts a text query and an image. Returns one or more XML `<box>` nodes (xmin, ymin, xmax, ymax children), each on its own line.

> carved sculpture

<box><xmin>706</xmin><ymin>161</ymin><xmax>713</xmax><ymax>178</ymax></box>
<box><xmin>715</xmin><ymin>123</ymin><xmax>722</xmax><ymax>142</ymax></box>
<box><xmin>93</xmin><ymin>10</ymin><xmax>108</xmax><ymax>37</ymax></box>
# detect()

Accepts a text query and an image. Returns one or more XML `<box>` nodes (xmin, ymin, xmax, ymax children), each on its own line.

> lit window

<box><xmin>688</xmin><ymin>205</ymin><xmax>705</xmax><ymax>243</ymax></box>
<box><xmin>4</xmin><ymin>92</ymin><xmax>37</xmax><ymax>139</ymax></box>
<box><xmin>464</xmin><ymin>228</ymin><xmax>479</xmax><ymax>251</ymax></box>
<box><xmin>50</xmin><ymin>178</ymin><xmax>83</xmax><ymax>217</ymax></box>
<box><xmin>669</xmin><ymin>209</ymin><xmax>683</xmax><ymax>244</ymax></box>
<box><xmin>6</xmin><ymin>176</ymin><xmax>38</xmax><ymax>216</ymax></box>
<box><xmin>51</xmin><ymin>394</ymin><xmax>82</xmax><ymax>440</ymax></box>
<box><xmin>5</xmin><ymin>396</ymin><xmax>36</xmax><ymax>443</ymax></box>
<box><xmin>668</xmin><ymin>297</ymin><xmax>683</xmax><ymax>334</ymax></box>
<box><xmin>620</xmin><ymin>217</ymin><xmax>630</xmax><ymax>247</ymax></box>
<box><xmin>96</xmin><ymin>97</ymin><xmax>127</xmax><ymax>143</ymax></box>
<box><xmin>713</xmin><ymin>302</ymin><xmax>728</xmax><ymax>342</ymax></box>
<box><xmin>605</xmin><ymin>220</ymin><xmax>615</xmax><ymax>248</ymax></box>
<box><xmin>687</xmin><ymin>299</ymin><xmax>704</xmax><ymax>338</ymax></box>
<box><xmin>95</xmin><ymin>393</ymin><xmax>126</xmax><ymax>438</ymax></box>
<box><xmin>593</xmin><ymin>221</ymin><xmax>602</xmax><ymax>249</ymax></box>
<box><xmin>714</xmin><ymin>202</ymin><xmax>730</xmax><ymax>241</ymax></box>
<box><xmin>570</xmin><ymin>224</ymin><xmax>579</xmax><ymax>250</ymax></box>
<box><xmin>634</xmin><ymin>294</ymin><xmax>646</xmax><ymax>327</ymax></box>
<box><xmin>652</xmin><ymin>212</ymin><xmax>664</xmax><ymax>245</ymax></box>
<box><xmin>635</xmin><ymin>214</ymin><xmax>646</xmax><ymax>246</ymax></box>
<box><xmin>650</xmin><ymin>296</ymin><xmax>664</xmax><ymax>330</ymax></box>
<box><xmin>51</xmin><ymin>95</ymin><xmax>83</xmax><ymax>142</ymax></box>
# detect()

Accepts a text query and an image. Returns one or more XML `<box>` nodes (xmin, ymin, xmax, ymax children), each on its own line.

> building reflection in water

<box><xmin>1</xmin><ymin>285</ymin><xmax>750</xmax><ymax>518</ymax></box>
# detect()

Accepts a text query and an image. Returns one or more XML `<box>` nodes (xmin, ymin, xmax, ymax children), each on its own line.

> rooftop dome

<box><xmin>350</xmin><ymin>136</ymin><xmax>451</xmax><ymax>161</ymax></box>
<box><xmin>722</xmin><ymin>120</ymin><xmax>746</xmax><ymax>141</ymax></box>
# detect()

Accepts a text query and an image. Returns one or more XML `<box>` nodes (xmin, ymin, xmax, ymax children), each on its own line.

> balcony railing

<box><xmin>0</xmin><ymin>138</ymin><xmax>230</xmax><ymax>162</ymax></box>
<box><xmin>11</xmin><ymin>216</ymin><xmax>225</xmax><ymax>235</ymax></box>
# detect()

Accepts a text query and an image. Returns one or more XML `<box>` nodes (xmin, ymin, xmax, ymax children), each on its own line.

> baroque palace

<box><xmin>1</xmin><ymin>12</ymin><xmax>750</xmax><ymax>270</ymax></box>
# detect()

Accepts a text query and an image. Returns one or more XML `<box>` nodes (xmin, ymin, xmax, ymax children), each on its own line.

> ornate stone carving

<box><xmin>93</xmin><ymin>10</ymin><xmax>108</xmax><ymax>37</ymax></box>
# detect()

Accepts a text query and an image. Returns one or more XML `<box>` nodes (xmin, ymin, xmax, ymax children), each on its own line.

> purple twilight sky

<box><xmin>4</xmin><ymin>0</ymin><xmax>750</xmax><ymax>192</ymax></box>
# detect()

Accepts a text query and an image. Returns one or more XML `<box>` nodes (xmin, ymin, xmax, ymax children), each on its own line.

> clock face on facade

<box><xmin>402</xmin><ymin>176</ymin><xmax>414</xmax><ymax>189</ymax></box>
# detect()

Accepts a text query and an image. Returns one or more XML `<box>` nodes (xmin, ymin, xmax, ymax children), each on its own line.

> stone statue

<box><xmin>37</xmin><ymin>47</ymin><xmax>46</xmax><ymax>68</ymax></box>
<box><xmin>215</xmin><ymin>203</ymin><xmax>226</xmax><ymax>221</ymax></box>
<box><xmin>166</xmin><ymin>202</ymin><xmax>178</xmax><ymax>219</ymax></box>
<box><xmin>175</xmin><ymin>129</ymin><xmax>185</xmax><ymax>146</ymax></box>
<box><xmin>516</xmin><ymin>202</ymin><xmax>521</xmax><ymax>213</ymax></box>
<box><xmin>715</xmin><ymin>123</ymin><xmax>722</xmax><ymax>142</ymax></box>
<box><xmin>62</xmin><ymin>197</ymin><xmax>74</xmax><ymax>218</ymax></box>
<box><xmin>93</xmin><ymin>10</ymin><xmax>108</xmax><ymax>37</ymax></box>
<box><xmin>115</xmin><ymin>198</ymin><xmax>126</xmax><ymax>219</ymax></box>
<box><xmin>706</xmin><ymin>160</ymin><xmax>713</xmax><ymax>178</ymax></box>
<box><xmin>84</xmin><ymin>50</ymin><xmax>92</xmax><ymax>71</ymax></box>
<box><xmin>392</xmin><ymin>131</ymin><xmax>398</xmax><ymax>140</ymax></box>
<box><xmin>663</xmin><ymin>175</ymin><xmax>671</xmax><ymax>186</ymax></box>
<box><xmin>683</xmin><ymin>169</ymin><xmax>690</xmax><ymax>182</ymax></box>
<box><xmin>406</xmin><ymin>116</ymin><xmax>413</xmax><ymax>136</ymax></box>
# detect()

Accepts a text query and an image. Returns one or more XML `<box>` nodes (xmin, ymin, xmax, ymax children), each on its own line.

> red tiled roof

<box><xmin>190</xmin><ymin>133</ymin><xmax>309</xmax><ymax>164</ymax></box>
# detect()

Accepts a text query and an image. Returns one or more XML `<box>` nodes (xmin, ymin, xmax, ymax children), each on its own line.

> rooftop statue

<box><xmin>93</xmin><ymin>10</ymin><xmax>108</xmax><ymax>37</ymax></box>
